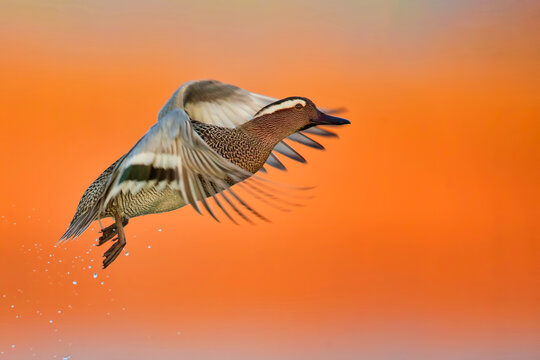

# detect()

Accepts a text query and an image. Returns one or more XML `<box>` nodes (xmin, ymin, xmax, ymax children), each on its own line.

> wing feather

<box><xmin>99</xmin><ymin>109</ymin><xmax>256</xmax><ymax>218</ymax></box>
<box><xmin>157</xmin><ymin>80</ymin><xmax>333</xmax><ymax>171</ymax></box>
<box><xmin>287</xmin><ymin>133</ymin><xmax>325</xmax><ymax>150</ymax></box>
<box><xmin>266</xmin><ymin>153</ymin><xmax>286</xmax><ymax>171</ymax></box>
<box><xmin>273</xmin><ymin>141</ymin><xmax>306</xmax><ymax>163</ymax></box>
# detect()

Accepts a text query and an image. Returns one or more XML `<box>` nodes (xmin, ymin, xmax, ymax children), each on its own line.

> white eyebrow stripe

<box><xmin>254</xmin><ymin>99</ymin><xmax>306</xmax><ymax>117</ymax></box>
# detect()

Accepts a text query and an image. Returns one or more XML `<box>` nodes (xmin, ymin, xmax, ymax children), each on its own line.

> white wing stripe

<box><xmin>129</xmin><ymin>152</ymin><xmax>155</xmax><ymax>166</ymax></box>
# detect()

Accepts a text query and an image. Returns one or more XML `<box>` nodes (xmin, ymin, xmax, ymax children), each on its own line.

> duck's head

<box><xmin>253</xmin><ymin>97</ymin><xmax>350</xmax><ymax>133</ymax></box>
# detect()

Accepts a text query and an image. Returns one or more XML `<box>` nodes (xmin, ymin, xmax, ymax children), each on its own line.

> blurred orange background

<box><xmin>0</xmin><ymin>1</ymin><xmax>538</xmax><ymax>359</ymax></box>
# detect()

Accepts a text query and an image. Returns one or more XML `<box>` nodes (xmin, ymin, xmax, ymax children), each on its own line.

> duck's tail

<box><xmin>58</xmin><ymin>159</ymin><xmax>121</xmax><ymax>244</ymax></box>
<box><xmin>59</xmin><ymin>205</ymin><xmax>100</xmax><ymax>243</ymax></box>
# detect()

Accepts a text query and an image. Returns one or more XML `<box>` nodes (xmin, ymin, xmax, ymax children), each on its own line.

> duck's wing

<box><xmin>99</xmin><ymin>109</ymin><xmax>278</xmax><ymax>223</ymax></box>
<box><xmin>158</xmin><ymin>80</ymin><xmax>275</xmax><ymax>128</ymax></box>
<box><xmin>158</xmin><ymin>80</ymin><xmax>337</xmax><ymax>171</ymax></box>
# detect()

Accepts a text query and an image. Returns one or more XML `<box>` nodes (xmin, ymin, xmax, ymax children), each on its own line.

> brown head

<box><xmin>242</xmin><ymin>97</ymin><xmax>350</xmax><ymax>149</ymax></box>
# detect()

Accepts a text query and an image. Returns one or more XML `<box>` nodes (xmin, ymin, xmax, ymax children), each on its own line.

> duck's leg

<box><xmin>102</xmin><ymin>211</ymin><xmax>128</xmax><ymax>269</ymax></box>
<box><xmin>97</xmin><ymin>217</ymin><xmax>129</xmax><ymax>246</ymax></box>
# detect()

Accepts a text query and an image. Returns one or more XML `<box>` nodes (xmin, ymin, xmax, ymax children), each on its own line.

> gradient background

<box><xmin>0</xmin><ymin>1</ymin><xmax>538</xmax><ymax>359</ymax></box>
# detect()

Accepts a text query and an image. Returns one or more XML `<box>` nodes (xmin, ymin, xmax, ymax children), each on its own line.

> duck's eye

<box><xmin>295</xmin><ymin>103</ymin><xmax>303</xmax><ymax>109</ymax></box>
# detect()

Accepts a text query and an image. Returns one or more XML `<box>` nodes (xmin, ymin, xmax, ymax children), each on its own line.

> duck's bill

<box><xmin>313</xmin><ymin>112</ymin><xmax>351</xmax><ymax>126</ymax></box>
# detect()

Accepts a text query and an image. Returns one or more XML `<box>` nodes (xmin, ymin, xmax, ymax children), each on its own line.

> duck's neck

<box><xmin>240</xmin><ymin>114</ymin><xmax>297</xmax><ymax>151</ymax></box>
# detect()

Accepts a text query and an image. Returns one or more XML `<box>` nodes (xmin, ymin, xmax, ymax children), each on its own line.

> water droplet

<box><xmin>158</xmin><ymin>228</ymin><xmax>162</xmax><ymax>232</ymax></box>
<box><xmin>88</xmin><ymin>265</ymin><xmax>92</xmax><ymax>269</ymax></box>
<box><xmin>100</xmin><ymin>282</ymin><xmax>104</xmax><ymax>285</ymax></box>
<box><xmin>125</xmin><ymin>252</ymin><xmax>129</xmax><ymax>256</ymax></box>
<box><xmin>147</xmin><ymin>245</ymin><xmax>151</xmax><ymax>249</ymax></box>
<box><xmin>72</xmin><ymin>281</ymin><xmax>77</xmax><ymax>285</ymax></box>
<box><xmin>10</xmin><ymin>304</ymin><xmax>14</xmax><ymax>308</ymax></box>
<box><xmin>63</xmin><ymin>356</ymin><xmax>71</xmax><ymax>360</ymax></box>
<box><xmin>49</xmin><ymin>320</ymin><xmax>53</xmax><ymax>324</ymax></box>
<box><xmin>93</xmin><ymin>273</ymin><xmax>98</xmax><ymax>279</ymax></box>
<box><xmin>11</xmin><ymin>344</ymin><xmax>15</xmax><ymax>348</ymax></box>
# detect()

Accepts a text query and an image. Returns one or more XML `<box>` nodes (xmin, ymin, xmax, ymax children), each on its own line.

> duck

<box><xmin>59</xmin><ymin>80</ymin><xmax>350</xmax><ymax>268</ymax></box>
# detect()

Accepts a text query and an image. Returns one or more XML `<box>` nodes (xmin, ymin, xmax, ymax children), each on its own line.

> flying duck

<box><xmin>60</xmin><ymin>80</ymin><xmax>350</xmax><ymax>268</ymax></box>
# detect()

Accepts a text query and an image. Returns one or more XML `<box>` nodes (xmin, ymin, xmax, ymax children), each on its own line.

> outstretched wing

<box><xmin>99</xmin><ymin>109</ymin><xmax>276</xmax><ymax>223</ymax></box>
<box><xmin>158</xmin><ymin>79</ymin><xmax>276</xmax><ymax>127</ymax></box>
<box><xmin>158</xmin><ymin>80</ymin><xmax>338</xmax><ymax>171</ymax></box>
